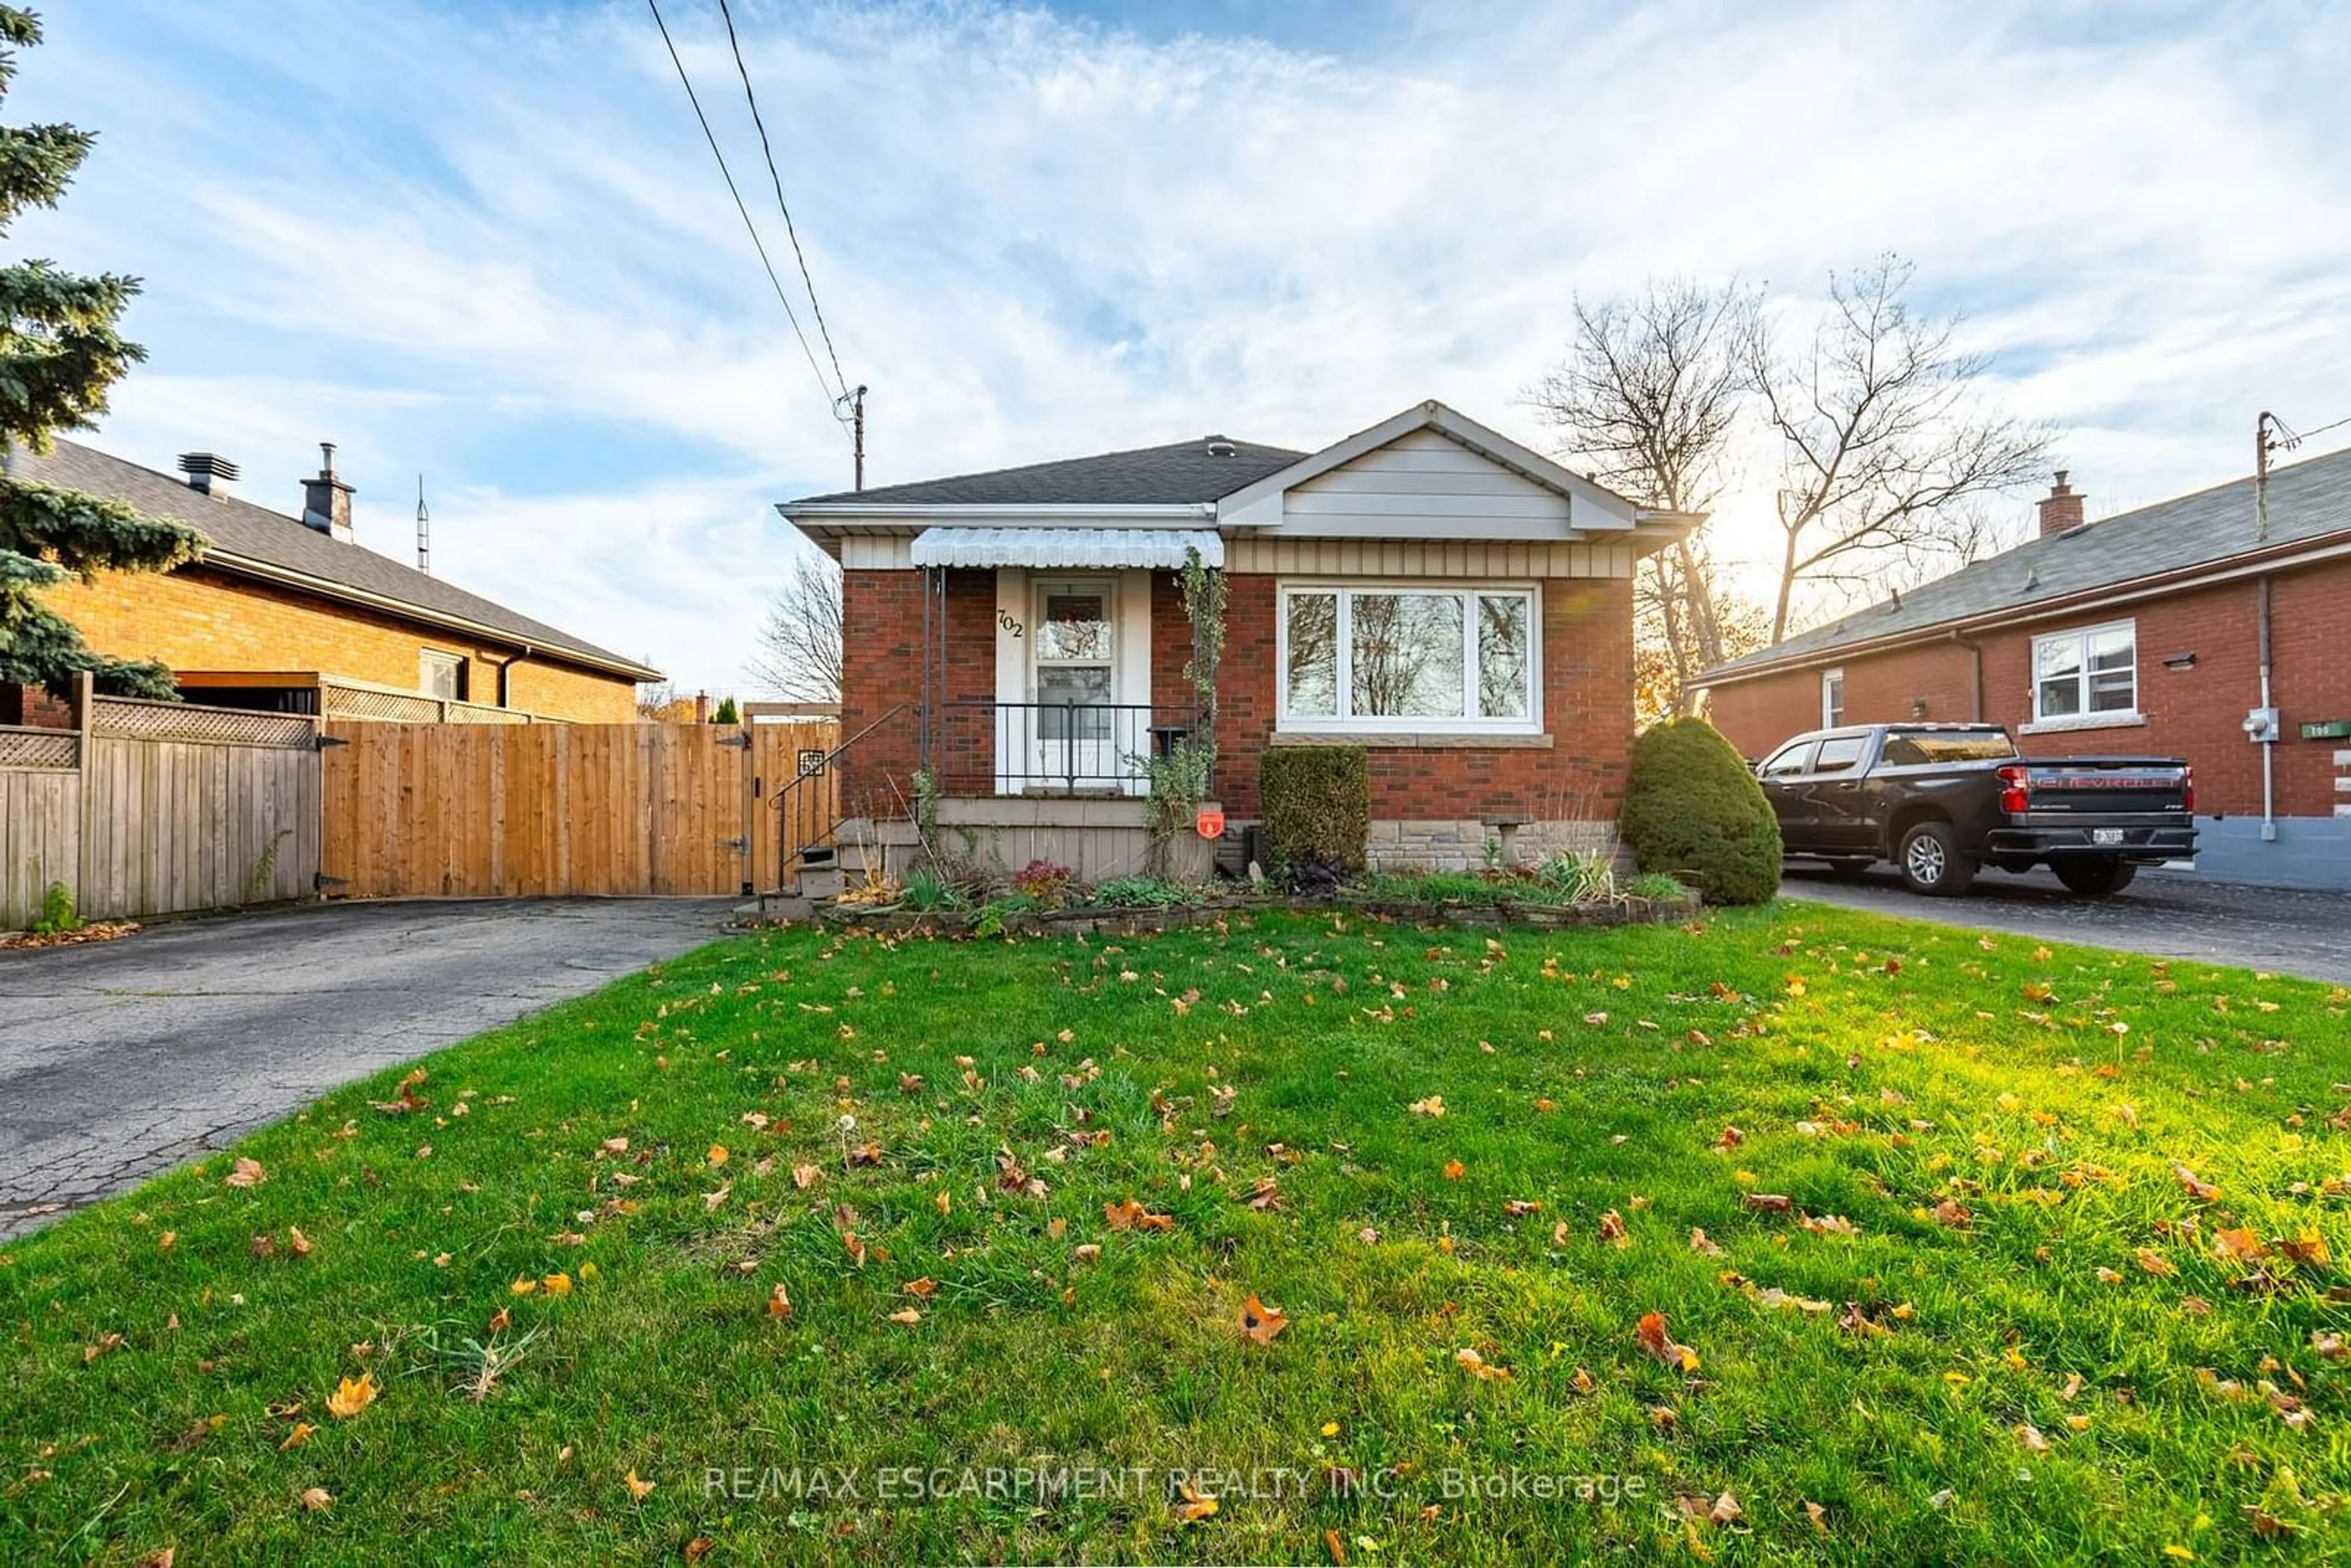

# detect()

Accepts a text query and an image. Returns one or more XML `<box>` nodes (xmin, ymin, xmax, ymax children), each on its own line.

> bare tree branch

<box><xmin>1527</xmin><ymin>278</ymin><xmax>1763</xmax><ymax>717</ymax></box>
<box><xmin>1746</xmin><ymin>255</ymin><xmax>2054</xmax><ymax>642</ymax></box>
<box><xmin>747</xmin><ymin>553</ymin><xmax>843</xmax><ymax>702</ymax></box>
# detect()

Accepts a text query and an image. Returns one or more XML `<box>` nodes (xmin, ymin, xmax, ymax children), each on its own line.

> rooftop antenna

<box><xmin>416</xmin><ymin>475</ymin><xmax>431</xmax><ymax>574</ymax></box>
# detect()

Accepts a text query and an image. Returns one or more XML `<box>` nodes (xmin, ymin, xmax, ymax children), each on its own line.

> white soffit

<box><xmin>907</xmin><ymin>527</ymin><xmax>1224</xmax><ymax>570</ymax></box>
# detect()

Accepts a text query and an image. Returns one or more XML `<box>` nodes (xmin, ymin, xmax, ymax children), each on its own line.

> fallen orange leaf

<box><xmin>1239</xmin><ymin>1292</ymin><xmax>1289</xmax><ymax>1346</ymax></box>
<box><xmin>326</xmin><ymin>1371</ymin><xmax>377</xmax><ymax>1420</ymax></box>
<box><xmin>1635</xmin><ymin>1310</ymin><xmax>1700</xmax><ymax>1371</ymax></box>
<box><xmin>1455</xmin><ymin>1346</ymin><xmax>1513</xmax><ymax>1381</ymax></box>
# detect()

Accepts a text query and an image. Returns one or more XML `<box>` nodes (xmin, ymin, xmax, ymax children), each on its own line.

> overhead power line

<box><xmin>2273</xmin><ymin>411</ymin><xmax>2351</xmax><ymax>449</ymax></box>
<box><xmin>714</xmin><ymin>0</ymin><xmax>850</xmax><ymax>413</ymax></box>
<box><xmin>645</xmin><ymin>0</ymin><xmax>842</xmax><ymax>432</ymax></box>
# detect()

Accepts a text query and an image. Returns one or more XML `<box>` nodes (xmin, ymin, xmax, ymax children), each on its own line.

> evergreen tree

<box><xmin>0</xmin><ymin>7</ymin><xmax>202</xmax><ymax>700</ymax></box>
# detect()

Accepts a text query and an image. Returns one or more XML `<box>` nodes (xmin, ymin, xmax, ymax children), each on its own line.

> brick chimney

<box><xmin>2036</xmin><ymin>470</ymin><xmax>2085</xmax><ymax>538</ymax></box>
<box><xmin>301</xmin><ymin>441</ymin><xmax>354</xmax><ymax>543</ymax></box>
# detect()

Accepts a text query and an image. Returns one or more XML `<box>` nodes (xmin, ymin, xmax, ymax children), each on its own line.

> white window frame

<box><xmin>1821</xmin><ymin>667</ymin><xmax>1845</xmax><ymax>729</ymax></box>
<box><xmin>2025</xmin><ymin>618</ymin><xmax>2142</xmax><ymax>732</ymax></box>
<box><xmin>1274</xmin><ymin>581</ymin><xmax>1542</xmax><ymax>736</ymax></box>
<box><xmin>419</xmin><ymin>648</ymin><xmax>465</xmax><ymax>702</ymax></box>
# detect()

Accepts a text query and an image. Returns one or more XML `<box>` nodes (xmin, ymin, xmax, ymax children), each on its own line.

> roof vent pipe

<box><xmin>1205</xmin><ymin>437</ymin><xmax>1237</xmax><ymax>458</ymax></box>
<box><xmin>178</xmin><ymin>451</ymin><xmax>241</xmax><ymax>497</ymax></box>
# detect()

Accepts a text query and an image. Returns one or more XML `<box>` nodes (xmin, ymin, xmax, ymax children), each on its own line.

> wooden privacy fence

<box><xmin>1</xmin><ymin>689</ymin><xmax>321</xmax><ymax>929</ymax></box>
<box><xmin>320</xmin><ymin>719</ymin><xmax>840</xmax><ymax>899</ymax></box>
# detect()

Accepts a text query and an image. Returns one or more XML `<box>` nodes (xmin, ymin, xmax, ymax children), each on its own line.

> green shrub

<box><xmin>900</xmin><ymin>868</ymin><xmax>966</xmax><ymax>912</ymax></box>
<box><xmin>1625</xmin><ymin>871</ymin><xmax>1692</xmax><ymax>901</ymax></box>
<box><xmin>31</xmin><ymin>880</ymin><xmax>78</xmax><ymax>936</ymax></box>
<box><xmin>1360</xmin><ymin>870</ymin><xmax>1498</xmax><ymax>904</ymax></box>
<box><xmin>1260</xmin><ymin>747</ymin><xmax>1370</xmax><ymax>873</ymax></box>
<box><xmin>1538</xmin><ymin>850</ymin><xmax>1618</xmax><ymax>904</ymax></box>
<box><xmin>712</xmin><ymin>696</ymin><xmax>741</xmax><ymax>725</ymax></box>
<box><xmin>1619</xmin><ymin>719</ymin><xmax>1781</xmax><ymax>905</ymax></box>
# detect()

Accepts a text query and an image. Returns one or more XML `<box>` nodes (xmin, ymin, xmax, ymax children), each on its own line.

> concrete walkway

<box><xmin>0</xmin><ymin>898</ymin><xmax>738</xmax><ymax>1239</ymax></box>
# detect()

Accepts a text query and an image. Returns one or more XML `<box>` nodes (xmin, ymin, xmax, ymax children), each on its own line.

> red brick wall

<box><xmin>1</xmin><ymin>681</ymin><xmax>74</xmax><ymax>728</ymax></box>
<box><xmin>1151</xmin><ymin>571</ymin><xmax>1191</xmax><ymax>714</ymax></box>
<box><xmin>842</xmin><ymin>568</ymin><xmax>1643</xmax><ymax>828</ymax></box>
<box><xmin>1708</xmin><ymin>642</ymin><xmax>1978</xmax><ymax>759</ymax></box>
<box><xmin>838</xmin><ymin>568</ymin><xmax>999</xmax><ymax>806</ymax></box>
<box><xmin>1216</xmin><ymin>574</ymin><xmax>1635</xmax><ymax>821</ymax></box>
<box><xmin>1704</xmin><ymin>557</ymin><xmax>2351</xmax><ymax>818</ymax></box>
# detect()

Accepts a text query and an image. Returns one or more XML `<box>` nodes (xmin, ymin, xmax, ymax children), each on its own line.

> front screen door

<box><xmin>1032</xmin><ymin>578</ymin><xmax>1120</xmax><ymax>790</ymax></box>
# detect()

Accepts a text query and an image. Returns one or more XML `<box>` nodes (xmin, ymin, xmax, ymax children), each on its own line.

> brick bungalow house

<box><xmin>2</xmin><ymin>438</ymin><xmax>659</xmax><ymax>725</ymax></box>
<box><xmin>1700</xmin><ymin>446</ymin><xmax>2351</xmax><ymax>889</ymax></box>
<box><xmin>781</xmin><ymin>400</ymin><xmax>1695</xmax><ymax>878</ymax></box>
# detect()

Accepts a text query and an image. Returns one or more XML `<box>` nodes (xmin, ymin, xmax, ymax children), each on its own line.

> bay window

<box><xmin>2031</xmin><ymin>620</ymin><xmax>2137</xmax><ymax>724</ymax></box>
<box><xmin>1279</xmin><ymin>584</ymin><xmax>1539</xmax><ymax>732</ymax></box>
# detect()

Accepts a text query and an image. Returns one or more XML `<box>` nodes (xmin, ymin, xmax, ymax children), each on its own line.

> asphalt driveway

<box><xmin>0</xmin><ymin>898</ymin><xmax>738</xmax><ymax>1239</ymax></box>
<box><xmin>1783</xmin><ymin>863</ymin><xmax>2351</xmax><ymax>985</ymax></box>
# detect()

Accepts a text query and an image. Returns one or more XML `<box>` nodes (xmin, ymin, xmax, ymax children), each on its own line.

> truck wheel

<box><xmin>1897</xmin><ymin>822</ymin><xmax>1974</xmax><ymax>896</ymax></box>
<box><xmin>2053</xmin><ymin>857</ymin><xmax>2137</xmax><ymax>897</ymax></box>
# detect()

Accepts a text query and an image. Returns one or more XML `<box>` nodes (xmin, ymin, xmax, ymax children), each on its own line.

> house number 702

<box><xmin>997</xmin><ymin>610</ymin><xmax>1024</xmax><ymax>637</ymax></box>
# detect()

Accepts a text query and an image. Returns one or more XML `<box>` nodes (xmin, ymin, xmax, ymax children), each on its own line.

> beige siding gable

<box><xmin>1281</xmin><ymin>428</ymin><xmax>1573</xmax><ymax>538</ymax></box>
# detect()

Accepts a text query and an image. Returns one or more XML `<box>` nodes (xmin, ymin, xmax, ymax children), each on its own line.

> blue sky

<box><xmin>18</xmin><ymin>1</ymin><xmax>2351</xmax><ymax>692</ymax></box>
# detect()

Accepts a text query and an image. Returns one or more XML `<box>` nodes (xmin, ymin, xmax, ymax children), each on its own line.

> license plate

<box><xmin>2092</xmin><ymin>828</ymin><xmax>2125</xmax><ymax>846</ymax></box>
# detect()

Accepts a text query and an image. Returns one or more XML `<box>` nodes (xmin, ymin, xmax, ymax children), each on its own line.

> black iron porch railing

<box><xmin>763</xmin><ymin>698</ymin><xmax>1209</xmax><ymax>896</ymax></box>
<box><xmin>928</xmin><ymin>699</ymin><xmax>1199</xmax><ymax>796</ymax></box>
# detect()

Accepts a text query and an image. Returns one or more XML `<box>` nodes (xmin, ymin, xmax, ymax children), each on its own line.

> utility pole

<box><xmin>2255</xmin><ymin>410</ymin><xmax>2280</xmax><ymax>541</ymax></box>
<box><xmin>416</xmin><ymin>475</ymin><xmax>432</xmax><ymax>572</ymax></box>
<box><xmin>851</xmin><ymin>383</ymin><xmax>868</xmax><ymax>492</ymax></box>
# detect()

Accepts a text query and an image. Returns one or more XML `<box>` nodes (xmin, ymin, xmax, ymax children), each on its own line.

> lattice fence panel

<box><xmin>0</xmin><ymin>726</ymin><xmax>78</xmax><ymax>769</ymax></box>
<box><xmin>444</xmin><ymin>701</ymin><xmax>532</xmax><ymax>725</ymax></box>
<box><xmin>322</xmin><ymin>685</ymin><xmax>444</xmax><ymax>724</ymax></box>
<box><xmin>89</xmin><ymin>697</ymin><xmax>317</xmax><ymax>749</ymax></box>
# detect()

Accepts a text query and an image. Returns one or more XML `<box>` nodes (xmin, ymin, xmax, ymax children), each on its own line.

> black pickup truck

<box><xmin>1755</xmin><ymin>723</ymin><xmax>2197</xmax><ymax>897</ymax></box>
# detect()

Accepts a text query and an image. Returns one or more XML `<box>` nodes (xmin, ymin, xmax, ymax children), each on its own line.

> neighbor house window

<box><xmin>1821</xmin><ymin>668</ymin><xmax>1845</xmax><ymax>728</ymax></box>
<box><xmin>1278</xmin><ymin>584</ymin><xmax>1539</xmax><ymax>732</ymax></box>
<box><xmin>420</xmin><ymin>648</ymin><xmax>466</xmax><ymax>702</ymax></box>
<box><xmin>2031</xmin><ymin>621</ymin><xmax>2136</xmax><ymax>723</ymax></box>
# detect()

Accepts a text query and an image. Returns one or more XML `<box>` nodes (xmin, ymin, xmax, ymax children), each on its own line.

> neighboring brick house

<box><xmin>2</xmin><ymin>438</ymin><xmax>659</xmax><ymax>726</ymax></box>
<box><xmin>1700</xmin><ymin>448</ymin><xmax>2351</xmax><ymax>889</ymax></box>
<box><xmin>782</xmin><ymin>400</ymin><xmax>1695</xmax><ymax>873</ymax></box>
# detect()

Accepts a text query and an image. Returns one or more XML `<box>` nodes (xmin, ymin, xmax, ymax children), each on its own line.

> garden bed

<box><xmin>803</xmin><ymin>887</ymin><xmax>1700</xmax><ymax>937</ymax></box>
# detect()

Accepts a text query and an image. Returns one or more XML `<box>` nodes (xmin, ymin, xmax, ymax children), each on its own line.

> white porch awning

<box><xmin>907</xmin><ymin>526</ymin><xmax>1223</xmax><ymax>570</ymax></box>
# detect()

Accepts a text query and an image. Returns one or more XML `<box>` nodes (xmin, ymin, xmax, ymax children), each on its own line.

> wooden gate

<box><xmin>747</xmin><ymin>719</ymin><xmax>844</xmax><ymax>895</ymax></box>
<box><xmin>320</xmin><ymin>719</ymin><xmax>839</xmax><ymax>899</ymax></box>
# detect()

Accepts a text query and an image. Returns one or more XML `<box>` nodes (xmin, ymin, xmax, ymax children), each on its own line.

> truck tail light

<box><xmin>1997</xmin><ymin>765</ymin><xmax>2029</xmax><ymax>816</ymax></box>
<box><xmin>2181</xmin><ymin>765</ymin><xmax>2194</xmax><ymax>814</ymax></box>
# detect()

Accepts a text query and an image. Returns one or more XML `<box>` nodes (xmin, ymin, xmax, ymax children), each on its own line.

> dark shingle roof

<box><xmin>7</xmin><ymin>439</ymin><xmax>658</xmax><ymax>678</ymax></box>
<box><xmin>1704</xmin><ymin>445</ymin><xmax>2351</xmax><ymax>681</ymax></box>
<box><xmin>790</xmin><ymin>436</ymin><xmax>1305</xmax><ymax>508</ymax></box>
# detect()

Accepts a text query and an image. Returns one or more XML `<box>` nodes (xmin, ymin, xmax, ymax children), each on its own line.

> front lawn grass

<box><xmin>5</xmin><ymin>905</ymin><xmax>2348</xmax><ymax>1564</ymax></box>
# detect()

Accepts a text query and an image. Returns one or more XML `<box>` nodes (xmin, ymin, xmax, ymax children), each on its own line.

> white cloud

<box><xmin>14</xmin><ymin>0</ymin><xmax>2351</xmax><ymax>686</ymax></box>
